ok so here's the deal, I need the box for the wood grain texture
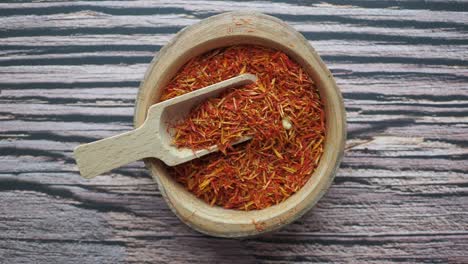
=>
[0,0,467,263]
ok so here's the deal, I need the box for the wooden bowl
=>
[134,11,346,238]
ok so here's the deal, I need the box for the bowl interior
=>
[134,12,346,237]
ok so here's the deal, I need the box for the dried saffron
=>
[160,45,325,210]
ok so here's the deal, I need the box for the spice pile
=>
[160,45,325,210]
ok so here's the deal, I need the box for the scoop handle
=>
[74,126,154,179]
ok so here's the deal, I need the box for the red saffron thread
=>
[160,45,326,210]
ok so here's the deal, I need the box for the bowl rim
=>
[134,11,347,238]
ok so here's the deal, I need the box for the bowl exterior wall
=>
[134,11,346,238]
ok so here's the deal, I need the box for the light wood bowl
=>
[134,11,346,238]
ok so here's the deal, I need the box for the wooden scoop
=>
[74,74,257,179]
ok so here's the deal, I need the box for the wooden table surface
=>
[1,1,467,263]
